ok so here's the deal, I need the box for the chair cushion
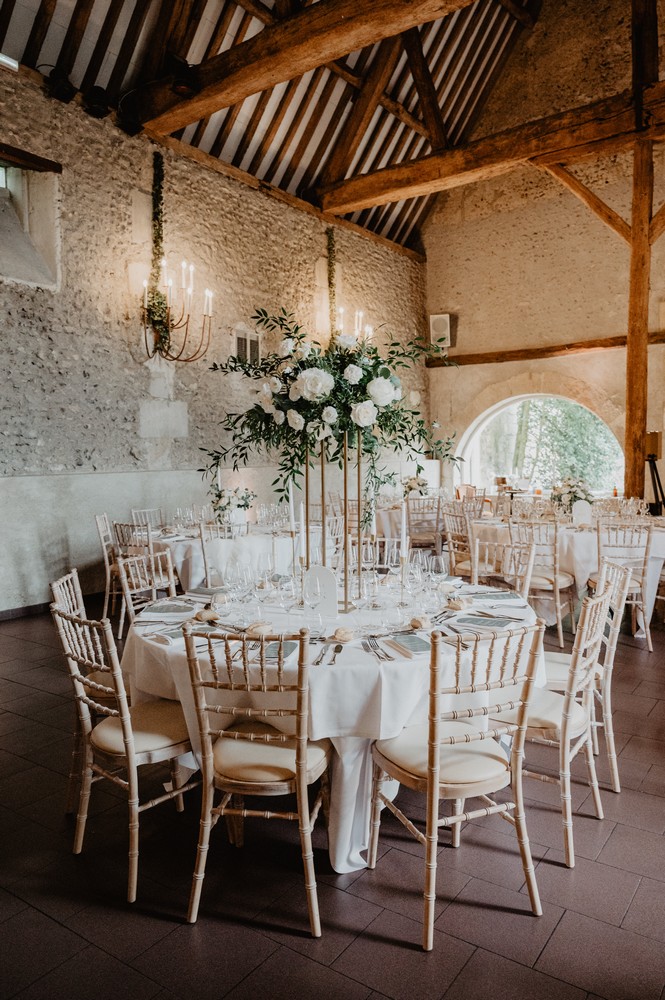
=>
[213,720,331,784]
[91,699,190,755]
[588,572,640,592]
[375,720,510,786]
[493,688,588,738]
[454,559,472,575]
[543,650,571,689]
[530,567,575,590]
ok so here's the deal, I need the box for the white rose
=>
[279,338,295,357]
[306,420,318,435]
[318,424,335,441]
[296,367,334,401]
[351,399,378,427]
[343,364,363,385]
[367,376,396,408]
[287,409,305,432]
[295,340,313,360]
[289,383,301,402]
[273,410,285,425]
[322,405,338,424]
[268,376,283,392]
[336,333,358,350]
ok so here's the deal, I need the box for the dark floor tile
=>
[0,747,34,778]
[225,947,371,1000]
[252,879,382,964]
[347,845,471,924]
[434,876,562,966]
[17,663,71,696]
[474,797,616,863]
[569,742,651,791]
[22,732,78,777]
[634,681,665,700]
[536,910,665,1000]
[0,886,28,923]
[64,879,186,961]
[330,908,474,1000]
[0,718,69,755]
[621,877,665,942]
[619,736,665,766]
[15,943,162,1000]
[525,849,640,925]
[0,907,87,1000]
[0,763,67,810]
[10,852,128,923]
[131,922,279,1000]
[609,692,658,717]
[0,810,69,887]
[612,712,665,740]
[597,824,665,881]
[433,822,548,893]
[442,947,586,1000]
[639,763,665,797]
[578,784,665,834]
[0,688,69,722]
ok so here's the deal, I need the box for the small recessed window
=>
[235,330,261,364]
[0,144,61,289]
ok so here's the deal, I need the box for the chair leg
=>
[368,762,383,869]
[512,769,542,917]
[102,570,111,620]
[65,718,83,815]
[559,743,575,868]
[584,733,604,821]
[602,684,621,794]
[73,745,93,856]
[298,804,322,938]
[555,599,564,648]
[127,792,140,903]
[451,799,464,848]
[590,694,600,756]
[188,781,215,923]
[117,598,126,639]
[169,758,186,812]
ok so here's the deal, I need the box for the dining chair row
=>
[50,557,629,951]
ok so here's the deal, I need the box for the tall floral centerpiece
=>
[210,485,256,526]
[203,308,455,605]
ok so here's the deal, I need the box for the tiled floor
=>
[1,600,665,1000]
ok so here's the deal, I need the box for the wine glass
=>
[303,574,323,635]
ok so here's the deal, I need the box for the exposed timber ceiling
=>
[0,0,540,251]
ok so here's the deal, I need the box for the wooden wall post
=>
[624,138,653,499]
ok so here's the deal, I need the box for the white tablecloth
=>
[154,529,317,591]
[471,519,665,629]
[121,590,541,873]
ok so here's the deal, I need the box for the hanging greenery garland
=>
[326,226,337,336]
[145,152,170,352]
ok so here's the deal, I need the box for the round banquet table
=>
[471,517,665,632]
[153,527,321,592]
[121,586,543,874]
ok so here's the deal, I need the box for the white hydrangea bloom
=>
[279,337,295,357]
[287,409,305,431]
[367,376,396,407]
[322,405,338,424]
[295,367,334,401]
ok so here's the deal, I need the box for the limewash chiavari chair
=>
[183,625,332,936]
[406,496,442,554]
[491,579,613,868]
[472,539,536,600]
[588,519,653,651]
[508,518,577,648]
[441,504,473,578]
[116,551,177,636]
[199,520,235,587]
[96,513,123,620]
[51,606,199,902]
[368,622,545,951]
[51,568,102,814]
[131,507,164,529]
[544,559,632,793]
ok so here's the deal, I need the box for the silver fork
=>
[368,636,394,660]
[361,639,381,662]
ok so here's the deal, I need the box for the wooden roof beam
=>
[402,26,449,149]
[426,330,665,367]
[133,0,476,133]
[318,36,403,187]
[536,163,632,243]
[492,0,534,28]
[320,83,665,215]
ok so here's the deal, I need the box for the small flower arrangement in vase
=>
[210,485,256,525]
[402,474,429,497]
[550,476,594,512]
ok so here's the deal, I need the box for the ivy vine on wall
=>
[145,152,170,353]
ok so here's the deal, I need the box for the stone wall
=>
[1,69,427,613]
[424,0,665,492]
